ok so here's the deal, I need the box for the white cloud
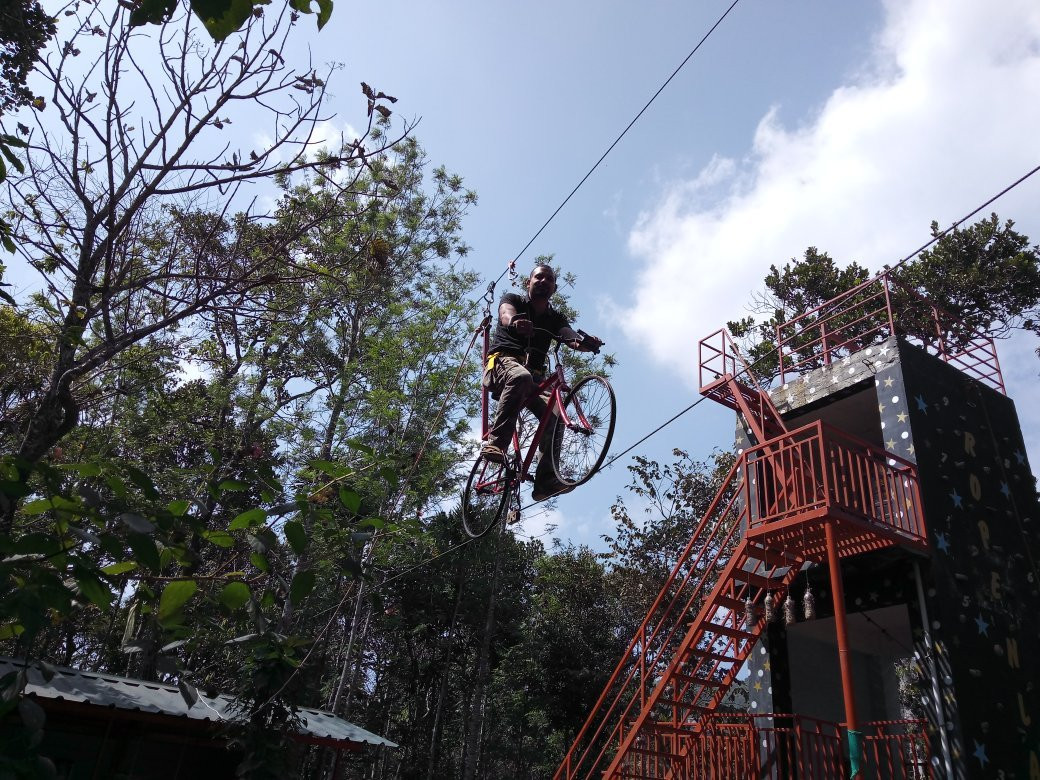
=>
[305,120,363,155]
[514,504,562,542]
[622,0,1040,387]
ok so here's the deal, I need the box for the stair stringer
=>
[603,537,804,780]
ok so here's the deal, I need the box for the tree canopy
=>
[728,214,1040,379]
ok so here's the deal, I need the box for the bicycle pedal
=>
[506,509,522,525]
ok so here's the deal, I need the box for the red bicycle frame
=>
[478,323,587,484]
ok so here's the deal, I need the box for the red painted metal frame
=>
[775,270,1005,393]
[619,714,932,779]
[553,420,927,780]
[557,289,950,779]
[476,328,588,491]
[699,329,787,444]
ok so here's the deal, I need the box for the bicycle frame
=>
[479,324,588,484]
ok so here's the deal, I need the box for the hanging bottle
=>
[803,586,816,621]
[784,592,797,625]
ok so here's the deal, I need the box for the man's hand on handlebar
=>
[569,329,604,354]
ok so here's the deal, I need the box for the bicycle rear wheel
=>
[552,375,616,487]
[462,454,512,538]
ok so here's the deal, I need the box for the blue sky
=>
[9,0,1040,550]
[300,0,1039,548]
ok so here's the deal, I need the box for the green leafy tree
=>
[0,0,55,256]
[0,0,54,114]
[604,449,735,640]
[0,2,401,491]
[728,215,1040,379]
[130,0,334,42]
[896,214,1040,343]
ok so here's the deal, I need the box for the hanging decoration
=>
[764,591,775,623]
[803,584,816,621]
[744,593,756,627]
[784,592,797,625]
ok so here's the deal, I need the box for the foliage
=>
[0,447,389,778]
[726,215,1040,380]
[896,214,1040,342]
[0,3,484,777]
[0,0,55,256]
[0,1,403,476]
[0,0,54,114]
[130,0,334,41]
[604,448,735,637]
[727,247,871,381]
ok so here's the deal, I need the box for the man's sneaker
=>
[480,444,507,464]
[531,479,575,502]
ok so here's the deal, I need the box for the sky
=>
[297,0,1038,549]
[10,0,1040,550]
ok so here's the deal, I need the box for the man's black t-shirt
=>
[488,292,569,372]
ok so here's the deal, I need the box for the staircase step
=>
[713,594,749,613]
[673,672,725,688]
[703,623,756,641]
[687,648,739,665]
[657,698,711,714]
[745,543,801,570]
[729,569,779,589]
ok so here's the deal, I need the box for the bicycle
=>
[461,329,616,538]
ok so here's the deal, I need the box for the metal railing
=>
[620,714,931,779]
[554,422,926,780]
[776,270,1004,393]
[681,714,931,779]
[745,421,926,545]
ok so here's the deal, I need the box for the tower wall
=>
[744,337,1040,778]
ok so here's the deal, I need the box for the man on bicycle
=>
[481,264,604,501]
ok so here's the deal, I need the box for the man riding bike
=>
[481,264,604,501]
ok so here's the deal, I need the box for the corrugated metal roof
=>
[0,657,396,749]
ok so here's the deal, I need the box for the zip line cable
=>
[496,0,744,284]
[251,162,1040,719]
[886,162,1040,275]
[496,161,1040,516]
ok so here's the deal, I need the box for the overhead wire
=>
[494,0,744,284]
[256,161,1040,712]
[405,159,1040,565]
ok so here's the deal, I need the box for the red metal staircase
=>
[553,330,928,780]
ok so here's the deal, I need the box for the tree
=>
[727,247,871,381]
[728,215,1040,379]
[131,0,334,42]
[0,0,55,256]
[897,214,1040,343]
[0,0,55,115]
[604,449,735,638]
[0,2,401,496]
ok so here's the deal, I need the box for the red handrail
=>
[554,422,927,780]
[776,271,1004,393]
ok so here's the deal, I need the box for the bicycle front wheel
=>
[462,454,512,538]
[552,375,616,487]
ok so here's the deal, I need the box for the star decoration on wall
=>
[973,740,988,768]
[949,489,963,509]
[935,532,950,553]
[915,395,928,413]
[974,614,989,636]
